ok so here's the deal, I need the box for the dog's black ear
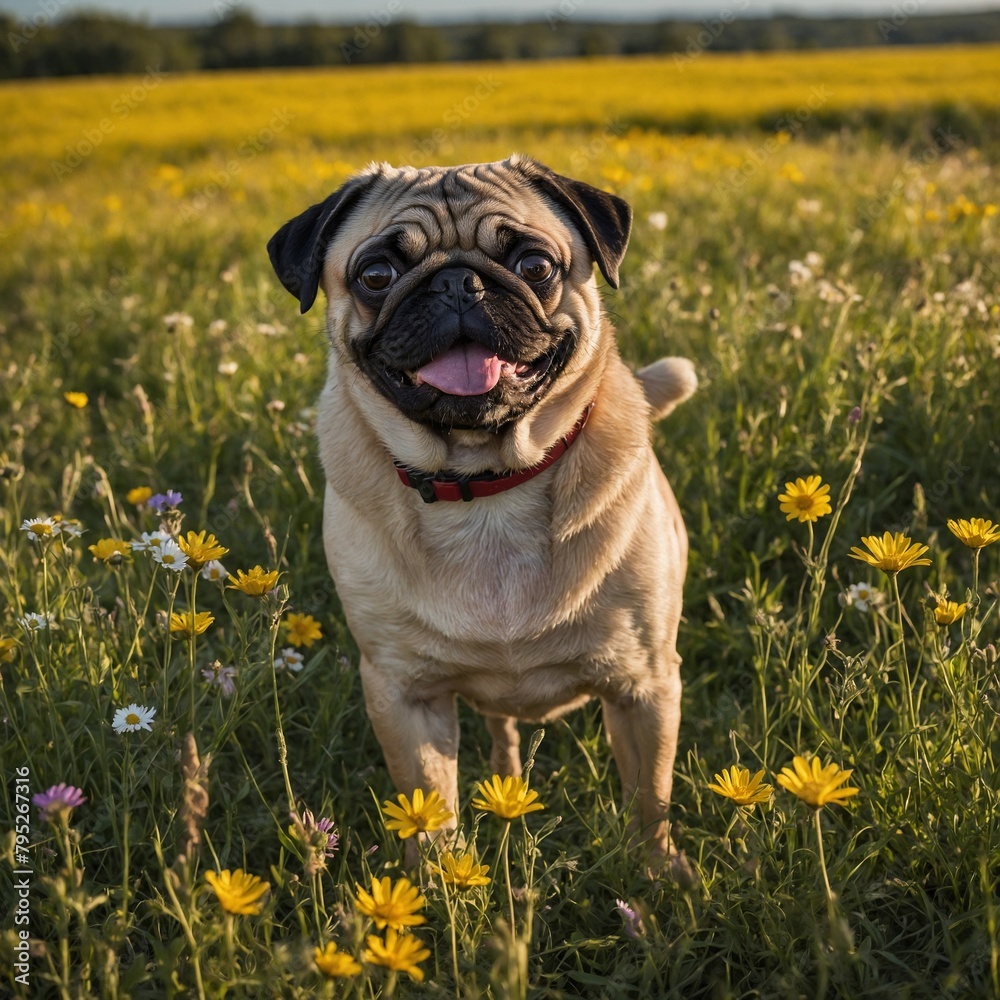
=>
[267,172,379,314]
[514,156,632,289]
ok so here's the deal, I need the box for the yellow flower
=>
[849,532,931,573]
[169,611,214,637]
[88,538,132,565]
[313,942,362,978]
[63,391,89,408]
[472,774,545,819]
[934,599,967,626]
[126,486,153,506]
[779,161,805,184]
[777,475,832,523]
[947,517,1000,550]
[706,766,773,807]
[776,755,859,808]
[362,929,431,982]
[354,876,426,930]
[0,637,19,663]
[227,566,280,596]
[382,788,454,839]
[282,612,322,648]
[204,869,270,915]
[429,851,491,889]
[177,530,229,568]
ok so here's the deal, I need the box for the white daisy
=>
[112,703,156,733]
[788,259,813,285]
[647,210,668,231]
[274,648,305,673]
[20,517,57,541]
[163,312,194,331]
[151,539,188,572]
[847,582,879,613]
[217,360,238,376]
[18,612,56,631]
[53,518,84,538]
[209,319,228,335]
[200,559,229,582]
[132,530,172,553]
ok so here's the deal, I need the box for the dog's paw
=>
[636,356,698,421]
[644,845,700,889]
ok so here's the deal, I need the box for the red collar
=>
[394,402,594,503]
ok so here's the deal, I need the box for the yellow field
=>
[3,45,998,175]
[3,44,998,263]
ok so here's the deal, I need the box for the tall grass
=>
[1,53,999,998]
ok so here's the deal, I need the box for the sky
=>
[3,0,999,24]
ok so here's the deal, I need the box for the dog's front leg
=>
[600,661,681,862]
[358,655,460,843]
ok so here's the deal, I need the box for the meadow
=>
[1,43,1000,999]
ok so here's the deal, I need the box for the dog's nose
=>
[429,268,485,314]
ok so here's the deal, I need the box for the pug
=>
[267,154,696,861]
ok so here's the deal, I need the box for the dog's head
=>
[267,154,631,433]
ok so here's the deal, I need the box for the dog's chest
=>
[325,479,563,649]
[416,491,553,642]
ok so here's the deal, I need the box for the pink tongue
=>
[415,342,502,396]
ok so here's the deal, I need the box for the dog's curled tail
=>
[636,357,698,422]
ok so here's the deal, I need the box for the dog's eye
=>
[359,261,397,292]
[516,253,555,284]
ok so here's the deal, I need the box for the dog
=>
[267,154,696,861]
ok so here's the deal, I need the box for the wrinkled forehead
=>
[328,162,575,268]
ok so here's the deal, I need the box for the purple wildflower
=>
[614,898,645,939]
[202,661,238,696]
[147,490,183,514]
[290,809,339,857]
[848,405,862,425]
[289,808,339,876]
[33,784,87,823]
[315,816,339,858]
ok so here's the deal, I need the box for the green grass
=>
[1,68,999,999]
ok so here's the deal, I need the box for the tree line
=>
[3,7,1000,79]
